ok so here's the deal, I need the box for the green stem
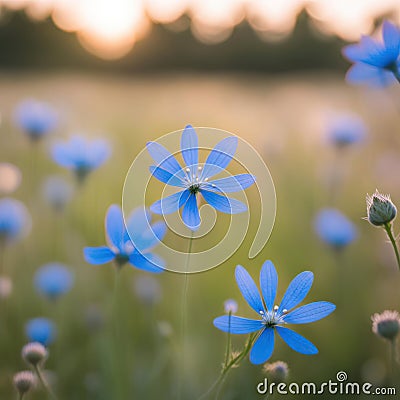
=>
[197,333,257,400]
[34,365,57,400]
[18,393,24,400]
[177,234,194,400]
[111,268,126,399]
[383,223,400,270]
[390,339,397,379]
[223,312,232,368]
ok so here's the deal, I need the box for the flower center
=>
[260,305,287,327]
[184,165,209,194]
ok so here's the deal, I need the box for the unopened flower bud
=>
[263,361,289,383]
[366,190,397,227]
[22,342,48,366]
[224,299,238,314]
[372,310,400,341]
[13,370,35,395]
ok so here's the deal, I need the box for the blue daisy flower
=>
[147,125,256,230]
[326,113,367,148]
[14,99,58,141]
[343,20,400,87]
[34,263,74,301]
[51,135,110,181]
[42,175,74,212]
[0,198,31,244]
[84,205,166,273]
[314,208,357,249]
[25,318,56,346]
[213,261,335,365]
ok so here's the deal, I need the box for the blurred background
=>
[1,0,400,399]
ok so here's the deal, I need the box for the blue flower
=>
[42,175,74,211]
[14,99,58,140]
[343,21,400,87]
[326,113,367,147]
[0,198,31,244]
[147,125,256,230]
[34,263,74,300]
[213,261,335,364]
[25,318,56,346]
[84,205,166,273]
[314,208,357,249]
[51,135,110,181]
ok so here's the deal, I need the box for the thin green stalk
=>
[111,268,126,399]
[223,312,232,368]
[0,240,4,275]
[177,234,194,400]
[197,333,257,400]
[390,339,397,379]
[383,223,400,270]
[18,394,24,400]
[34,365,57,400]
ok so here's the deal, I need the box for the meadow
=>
[0,71,399,399]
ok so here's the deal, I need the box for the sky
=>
[1,0,400,59]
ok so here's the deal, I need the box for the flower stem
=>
[390,339,398,379]
[197,333,257,400]
[383,223,400,270]
[223,312,232,368]
[34,365,57,400]
[177,233,194,400]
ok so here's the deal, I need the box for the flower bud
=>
[224,299,238,314]
[372,310,400,341]
[22,342,48,366]
[13,370,35,395]
[263,361,289,383]
[366,190,397,226]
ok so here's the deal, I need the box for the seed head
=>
[372,310,400,341]
[224,299,238,314]
[13,370,35,395]
[366,190,397,227]
[263,361,289,383]
[22,342,48,366]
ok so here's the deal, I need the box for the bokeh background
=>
[1,1,400,399]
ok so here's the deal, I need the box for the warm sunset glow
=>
[1,0,400,58]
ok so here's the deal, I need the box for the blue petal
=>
[283,302,336,324]
[149,166,185,187]
[278,271,313,314]
[181,125,198,172]
[84,246,115,265]
[182,193,200,230]
[235,265,264,314]
[260,260,278,312]
[146,141,183,175]
[124,207,152,244]
[133,221,167,252]
[383,20,400,58]
[346,63,396,87]
[276,326,318,355]
[213,315,264,334]
[200,190,247,214]
[150,190,189,215]
[51,143,74,169]
[342,43,366,62]
[249,328,275,364]
[202,136,238,179]
[129,251,164,273]
[106,205,124,250]
[206,174,256,193]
